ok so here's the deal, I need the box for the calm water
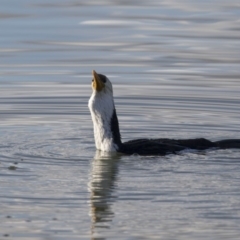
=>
[1,0,240,239]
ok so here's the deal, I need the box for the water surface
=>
[0,0,240,239]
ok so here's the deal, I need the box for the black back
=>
[119,137,240,155]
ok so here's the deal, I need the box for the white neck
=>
[88,90,121,152]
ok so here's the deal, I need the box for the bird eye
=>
[92,79,94,82]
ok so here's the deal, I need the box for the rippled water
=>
[1,0,240,239]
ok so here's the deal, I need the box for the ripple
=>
[81,20,141,26]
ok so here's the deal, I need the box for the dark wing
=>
[215,139,240,149]
[120,138,217,156]
[166,138,216,150]
[120,138,184,155]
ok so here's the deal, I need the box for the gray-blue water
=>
[0,1,240,239]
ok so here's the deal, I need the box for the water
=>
[0,0,240,239]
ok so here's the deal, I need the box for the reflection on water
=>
[89,151,120,236]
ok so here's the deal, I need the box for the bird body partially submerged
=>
[88,70,240,155]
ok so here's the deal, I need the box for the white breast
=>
[88,91,119,152]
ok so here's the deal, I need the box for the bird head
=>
[92,70,113,95]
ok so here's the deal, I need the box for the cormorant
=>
[88,70,240,155]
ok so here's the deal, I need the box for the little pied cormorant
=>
[88,70,240,155]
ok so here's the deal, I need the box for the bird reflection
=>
[88,150,120,236]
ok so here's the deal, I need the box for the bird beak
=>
[92,70,105,92]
